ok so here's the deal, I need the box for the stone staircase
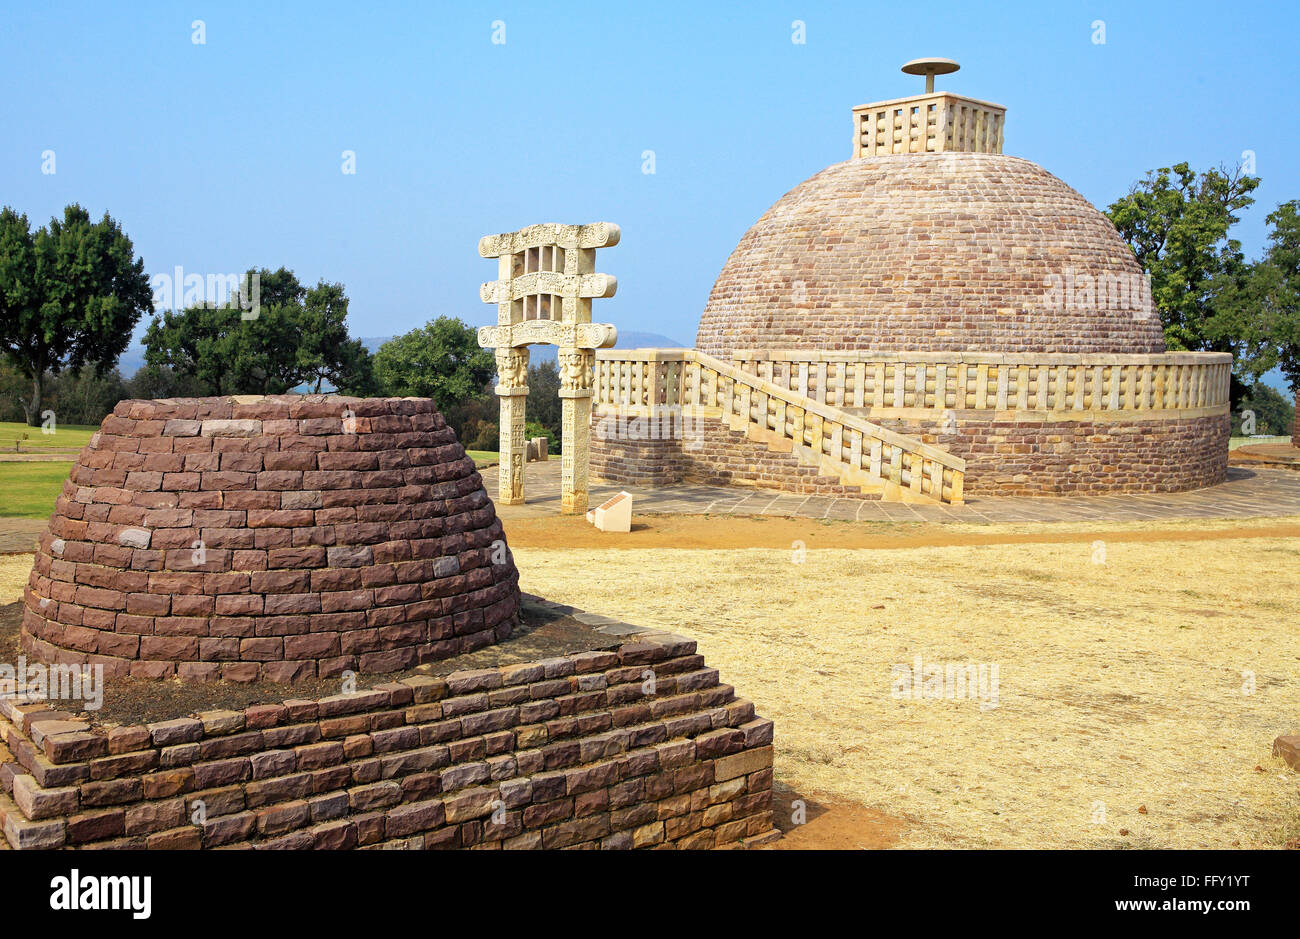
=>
[594,349,965,505]
[691,351,965,504]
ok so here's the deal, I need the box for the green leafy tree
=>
[1107,163,1259,353]
[125,362,210,401]
[1236,382,1295,437]
[48,366,128,425]
[372,317,494,412]
[0,205,153,425]
[143,267,372,395]
[1255,201,1300,395]
[525,359,562,452]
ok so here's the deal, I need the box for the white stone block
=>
[586,491,632,533]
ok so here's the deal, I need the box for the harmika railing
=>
[594,348,967,505]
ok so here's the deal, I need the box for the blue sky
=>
[2,1,1297,388]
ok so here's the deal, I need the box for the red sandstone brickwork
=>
[0,635,776,850]
[878,412,1230,495]
[696,153,1166,359]
[590,411,1229,497]
[592,414,871,497]
[21,396,519,682]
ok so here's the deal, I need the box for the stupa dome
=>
[697,146,1165,359]
[22,395,519,682]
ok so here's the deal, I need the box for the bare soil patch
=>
[500,512,1300,551]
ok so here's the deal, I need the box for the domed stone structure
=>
[589,60,1232,499]
[697,153,1166,358]
[22,395,519,682]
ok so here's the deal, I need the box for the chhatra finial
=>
[901,57,960,94]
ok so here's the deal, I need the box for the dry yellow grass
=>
[511,535,1300,849]
[0,555,30,602]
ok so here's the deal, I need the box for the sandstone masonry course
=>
[0,623,777,851]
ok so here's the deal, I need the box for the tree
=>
[1236,382,1295,437]
[525,359,562,451]
[372,317,494,412]
[1199,200,1300,401]
[142,267,373,395]
[48,366,128,426]
[1255,201,1300,395]
[1107,163,1259,353]
[0,204,153,425]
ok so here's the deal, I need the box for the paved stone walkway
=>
[481,460,1300,525]
[0,518,48,555]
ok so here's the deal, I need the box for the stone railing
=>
[594,349,966,504]
[851,92,1005,158]
[728,349,1233,418]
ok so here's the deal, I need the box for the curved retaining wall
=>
[591,410,1230,497]
[21,396,519,682]
[875,412,1230,495]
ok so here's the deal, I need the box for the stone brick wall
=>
[592,413,861,496]
[876,412,1230,495]
[697,153,1167,359]
[590,409,1230,497]
[0,608,776,850]
[589,421,685,487]
[21,396,519,682]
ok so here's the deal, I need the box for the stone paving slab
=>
[0,519,47,555]
[481,460,1300,525]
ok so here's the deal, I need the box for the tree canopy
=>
[0,204,153,425]
[1107,163,1300,405]
[142,267,374,396]
[1106,162,1259,354]
[372,317,494,412]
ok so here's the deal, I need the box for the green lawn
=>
[1229,435,1292,450]
[466,450,498,465]
[0,420,98,451]
[0,461,72,518]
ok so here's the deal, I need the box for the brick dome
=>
[22,395,519,683]
[696,153,1166,358]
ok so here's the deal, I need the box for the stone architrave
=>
[477,222,619,513]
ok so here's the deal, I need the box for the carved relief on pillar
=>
[495,347,530,392]
[558,348,595,394]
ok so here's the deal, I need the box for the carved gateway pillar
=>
[494,347,529,505]
[476,222,619,514]
[558,348,596,513]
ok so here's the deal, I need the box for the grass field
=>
[0,462,73,517]
[0,420,97,450]
[1230,435,1293,450]
[506,525,1300,849]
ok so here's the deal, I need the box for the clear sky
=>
[3,0,1297,378]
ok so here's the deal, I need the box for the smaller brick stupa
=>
[21,395,519,682]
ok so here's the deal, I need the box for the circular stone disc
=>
[901,57,960,76]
